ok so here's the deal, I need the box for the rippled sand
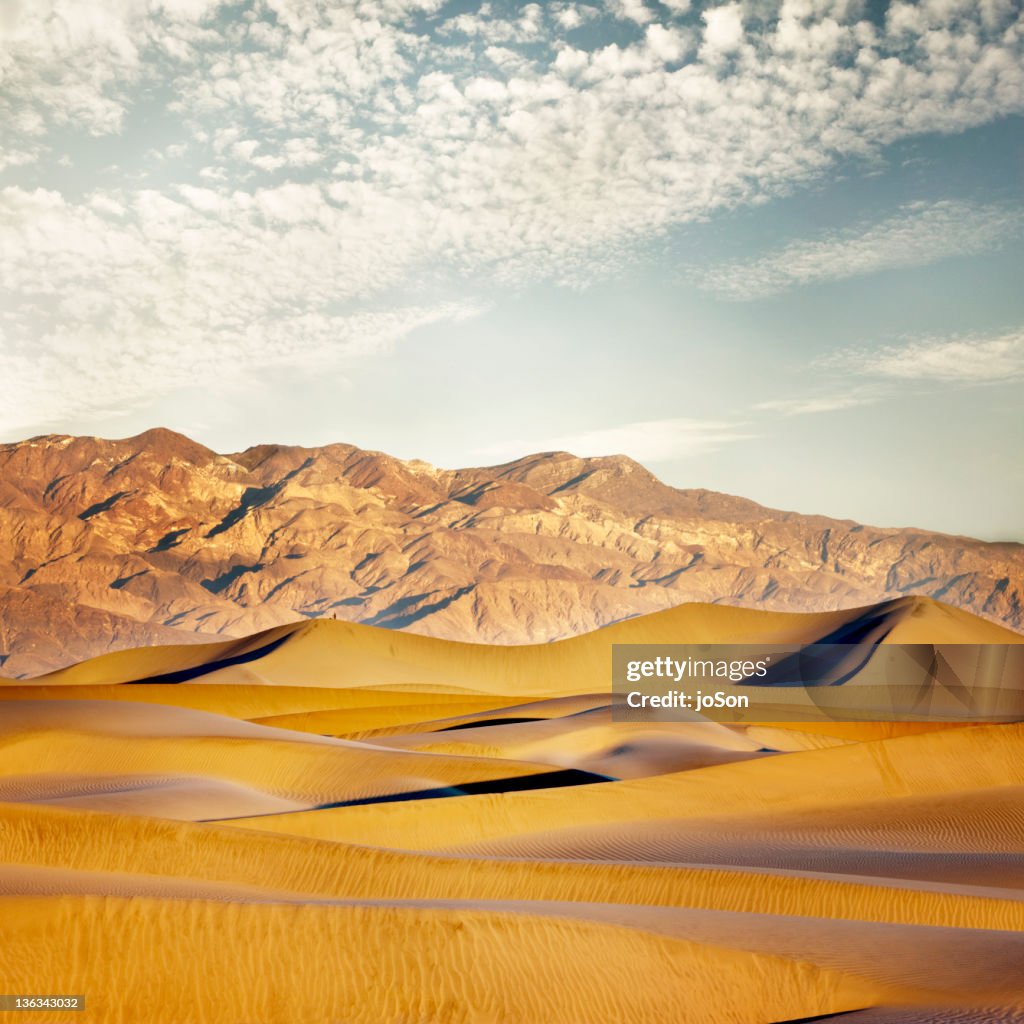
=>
[2,598,1023,1022]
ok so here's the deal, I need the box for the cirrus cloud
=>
[692,200,1024,301]
[839,328,1024,383]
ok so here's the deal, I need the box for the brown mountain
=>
[0,427,1020,678]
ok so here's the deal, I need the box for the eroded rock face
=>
[0,427,1020,677]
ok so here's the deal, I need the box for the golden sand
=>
[1,597,1023,1022]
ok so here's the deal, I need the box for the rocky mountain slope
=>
[0,428,1020,677]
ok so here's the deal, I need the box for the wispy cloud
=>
[693,201,1024,301]
[755,394,878,416]
[835,328,1024,384]
[477,417,755,463]
[0,181,487,432]
[751,328,1024,426]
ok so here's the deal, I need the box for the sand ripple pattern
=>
[3,603,1024,1021]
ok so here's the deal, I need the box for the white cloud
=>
[1,1,1023,433]
[0,184,483,433]
[756,395,877,416]
[757,329,1024,423]
[161,3,1024,298]
[840,329,1024,383]
[0,298,481,437]
[701,3,744,57]
[693,201,1024,300]
[478,417,755,463]
[609,0,654,25]
[555,6,585,30]
[645,23,689,63]
[0,148,38,173]
[0,0,225,139]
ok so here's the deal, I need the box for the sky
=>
[0,0,1022,540]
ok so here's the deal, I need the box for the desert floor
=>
[2,598,1024,1023]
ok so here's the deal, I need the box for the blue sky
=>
[0,0,1022,538]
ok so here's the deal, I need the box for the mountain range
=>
[0,427,1020,677]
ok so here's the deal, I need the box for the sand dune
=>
[2,893,880,1024]
[0,774,307,820]
[226,721,1024,851]
[0,726,564,819]
[1,598,1022,1021]
[28,592,1022,692]
[0,682,520,721]
[360,705,773,778]
[447,786,1024,888]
